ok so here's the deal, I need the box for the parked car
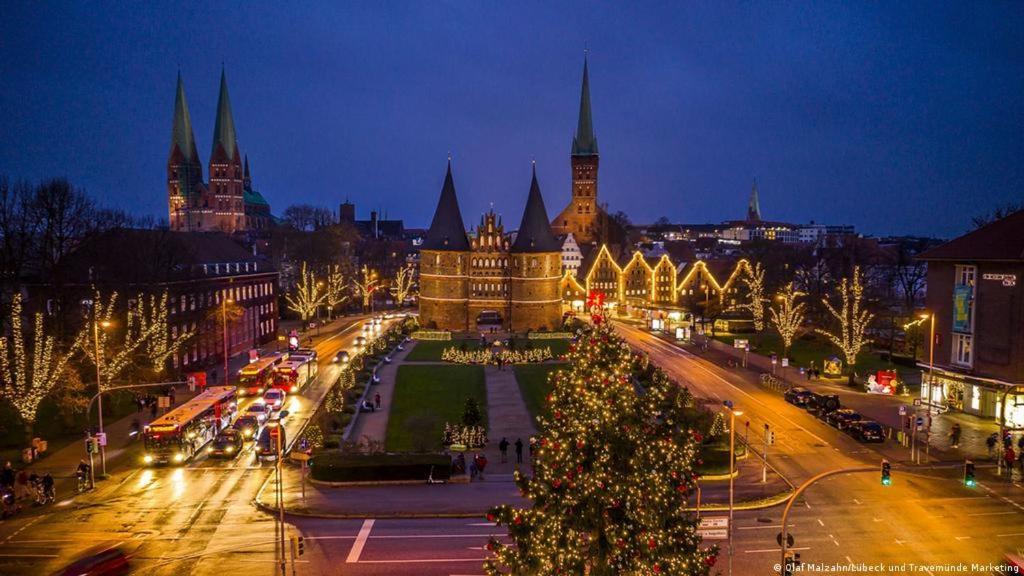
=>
[826,408,863,430]
[262,388,285,410]
[244,402,271,426]
[207,428,244,459]
[784,387,813,406]
[233,415,262,441]
[848,420,886,443]
[805,393,840,417]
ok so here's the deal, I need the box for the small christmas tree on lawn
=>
[484,324,717,575]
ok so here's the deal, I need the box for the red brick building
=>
[917,210,1024,426]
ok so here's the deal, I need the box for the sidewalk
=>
[482,366,536,474]
[346,345,412,443]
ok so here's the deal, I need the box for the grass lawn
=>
[511,338,571,358]
[513,364,566,427]
[712,331,913,380]
[405,339,482,362]
[386,364,486,452]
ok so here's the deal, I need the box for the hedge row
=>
[310,452,452,482]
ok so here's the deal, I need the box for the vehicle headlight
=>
[143,454,153,464]
[207,446,214,453]
[174,453,185,462]
[244,428,253,438]
[226,446,234,453]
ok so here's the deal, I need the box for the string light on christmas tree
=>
[390,264,416,304]
[739,261,767,332]
[325,264,350,317]
[351,265,380,310]
[484,324,717,575]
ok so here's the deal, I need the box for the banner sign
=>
[952,285,973,333]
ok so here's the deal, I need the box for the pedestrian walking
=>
[1017,434,1024,453]
[1,462,14,490]
[168,386,176,406]
[374,393,381,410]
[15,470,28,501]
[474,453,488,480]
[135,395,144,413]
[987,433,998,458]
[1004,446,1017,481]
[498,437,509,463]
[150,401,158,420]
[514,438,524,464]
[950,423,961,449]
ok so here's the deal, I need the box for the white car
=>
[262,389,285,410]
[245,402,270,425]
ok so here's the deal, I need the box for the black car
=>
[825,408,863,430]
[848,420,886,443]
[805,393,840,417]
[784,387,813,406]
[208,428,244,459]
[233,415,262,441]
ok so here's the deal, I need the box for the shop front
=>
[921,367,1024,425]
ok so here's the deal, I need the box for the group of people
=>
[0,461,55,516]
[986,432,1024,477]
[497,437,526,464]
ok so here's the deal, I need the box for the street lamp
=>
[316,281,324,336]
[722,402,743,576]
[222,295,233,386]
[93,317,111,477]
[920,312,935,399]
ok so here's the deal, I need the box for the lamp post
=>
[222,295,233,385]
[316,282,324,336]
[91,314,111,477]
[922,312,935,402]
[722,401,743,576]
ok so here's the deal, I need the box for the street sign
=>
[95,432,107,447]
[697,529,728,540]
[781,358,789,367]
[898,406,907,416]
[913,398,922,406]
[699,516,729,529]
[776,532,795,547]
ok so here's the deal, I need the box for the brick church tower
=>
[509,166,563,331]
[418,161,471,331]
[551,55,601,244]
[167,73,205,231]
[168,69,258,233]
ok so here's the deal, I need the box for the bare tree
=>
[285,262,326,321]
[352,265,380,311]
[816,267,874,384]
[324,264,350,319]
[390,264,416,305]
[972,202,1023,230]
[739,261,767,332]
[769,283,806,358]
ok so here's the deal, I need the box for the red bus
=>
[237,355,284,396]
[142,386,237,465]
[274,357,318,394]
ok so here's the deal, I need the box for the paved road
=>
[0,315,382,576]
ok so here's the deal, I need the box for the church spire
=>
[747,179,762,222]
[572,53,598,156]
[512,164,561,253]
[170,72,200,164]
[422,159,470,251]
[211,67,239,162]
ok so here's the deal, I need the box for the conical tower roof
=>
[170,72,200,163]
[571,55,599,156]
[211,68,239,162]
[511,165,561,253]
[422,160,470,251]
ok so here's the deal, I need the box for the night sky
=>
[2,2,1022,238]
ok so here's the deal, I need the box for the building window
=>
[970,385,981,411]
[952,333,973,367]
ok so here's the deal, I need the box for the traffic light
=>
[964,460,976,487]
[881,459,892,486]
[85,437,96,454]
[768,430,776,445]
[291,535,305,557]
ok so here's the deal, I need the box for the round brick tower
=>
[509,166,563,332]
[418,161,470,331]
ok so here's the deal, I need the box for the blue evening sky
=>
[2,2,1022,238]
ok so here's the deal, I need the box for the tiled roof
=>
[917,210,1024,262]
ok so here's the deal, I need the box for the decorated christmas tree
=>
[485,324,717,575]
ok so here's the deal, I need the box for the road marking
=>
[737,524,793,530]
[872,517,884,522]
[955,536,971,541]
[346,519,375,563]
[846,556,854,564]
[853,498,861,505]
[744,547,810,554]
[356,558,488,564]
[467,522,497,526]
[1,516,43,544]
[816,519,825,527]
[998,533,1024,538]
[0,553,59,558]
[829,535,839,547]
[894,539,905,545]
[977,482,1024,514]
[968,511,1016,516]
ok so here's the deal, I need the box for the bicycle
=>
[75,472,90,494]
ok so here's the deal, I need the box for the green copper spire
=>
[747,179,762,222]
[211,68,239,162]
[170,72,200,163]
[572,55,598,156]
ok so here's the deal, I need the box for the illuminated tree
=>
[324,264,350,319]
[352,265,380,311]
[0,294,81,440]
[285,261,326,321]
[390,264,416,305]
[485,325,716,576]
[739,261,767,332]
[816,267,874,383]
[770,283,806,358]
[79,291,190,387]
